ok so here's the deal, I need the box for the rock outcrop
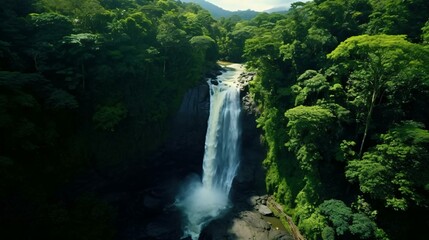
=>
[237,71,256,92]
[258,205,274,216]
[200,195,293,240]
[170,83,210,152]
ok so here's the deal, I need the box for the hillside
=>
[181,0,259,19]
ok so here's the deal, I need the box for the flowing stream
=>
[176,64,243,239]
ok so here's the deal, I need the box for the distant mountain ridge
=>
[180,0,260,20]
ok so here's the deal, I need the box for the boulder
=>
[205,70,222,79]
[258,205,273,216]
[210,78,219,85]
[248,195,260,207]
[240,211,271,230]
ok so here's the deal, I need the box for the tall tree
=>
[328,34,429,157]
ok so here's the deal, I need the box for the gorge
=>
[1,1,428,239]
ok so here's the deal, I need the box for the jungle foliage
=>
[2,0,429,239]
[0,0,220,238]
[227,0,429,239]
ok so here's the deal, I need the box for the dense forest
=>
[1,0,428,240]
[231,0,429,239]
[0,0,221,239]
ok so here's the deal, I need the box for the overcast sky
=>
[205,0,312,11]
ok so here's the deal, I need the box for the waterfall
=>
[176,64,243,239]
[202,67,241,193]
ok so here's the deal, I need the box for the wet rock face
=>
[170,83,210,152]
[237,72,256,92]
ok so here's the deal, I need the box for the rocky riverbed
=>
[200,193,293,240]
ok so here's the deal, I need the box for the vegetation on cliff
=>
[232,0,429,239]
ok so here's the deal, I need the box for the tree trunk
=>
[359,89,377,158]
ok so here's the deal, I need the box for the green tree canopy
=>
[328,34,429,156]
[346,121,429,210]
[285,105,335,170]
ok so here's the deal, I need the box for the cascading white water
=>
[202,66,241,193]
[176,64,243,240]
